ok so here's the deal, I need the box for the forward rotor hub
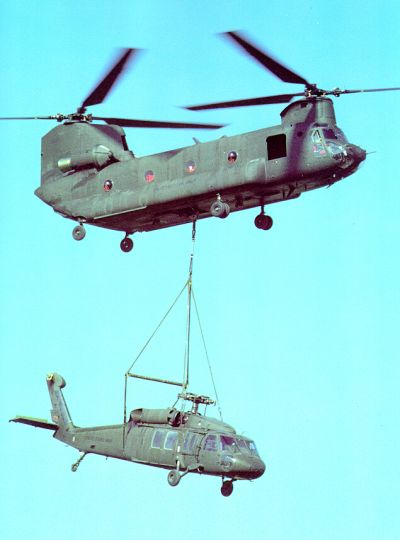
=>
[53,113,94,123]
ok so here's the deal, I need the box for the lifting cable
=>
[123,219,223,443]
[123,279,187,426]
[182,219,196,392]
[192,289,224,422]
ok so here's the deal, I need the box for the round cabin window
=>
[227,151,238,163]
[185,160,196,173]
[103,179,113,191]
[145,170,155,183]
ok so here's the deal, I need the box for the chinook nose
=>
[346,144,367,164]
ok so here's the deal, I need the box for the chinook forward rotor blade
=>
[93,116,225,129]
[185,92,302,111]
[184,31,312,112]
[224,31,310,86]
[324,86,400,97]
[78,48,139,113]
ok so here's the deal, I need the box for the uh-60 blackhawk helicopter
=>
[10,228,264,496]
[10,373,265,497]
[3,32,398,252]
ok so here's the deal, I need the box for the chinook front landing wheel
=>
[221,480,234,497]
[254,213,273,231]
[72,224,86,241]
[167,470,181,487]
[120,236,134,253]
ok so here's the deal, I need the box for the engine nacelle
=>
[40,122,132,185]
[46,372,66,388]
[130,408,183,426]
[57,144,113,173]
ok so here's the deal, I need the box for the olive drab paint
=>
[10,374,265,497]
[8,30,398,498]
[2,32,398,251]
[35,96,366,253]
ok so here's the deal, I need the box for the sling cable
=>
[122,221,223,447]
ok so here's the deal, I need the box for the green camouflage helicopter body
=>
[36,95,365,253]
[5,30,395,252]
[11,373,265,497]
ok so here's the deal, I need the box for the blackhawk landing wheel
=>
[167,470,181,487]
[221,480,234,497]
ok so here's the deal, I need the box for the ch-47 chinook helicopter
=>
[10,373,265,497]
[3,33,398,252]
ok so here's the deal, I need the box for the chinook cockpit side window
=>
[311,129,327,156]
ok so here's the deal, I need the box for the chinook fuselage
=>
[35,98,366,249]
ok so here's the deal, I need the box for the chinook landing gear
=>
[120,235,134,253]
[210,195,230,219]
[254,206,273,231]
[72,224,86,241]
[221,479,234,497]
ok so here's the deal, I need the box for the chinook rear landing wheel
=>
[72,224,86,241]
[221,480,234,497]
[167,470,181,487]
[210,200,230,219]
[254,214,273,231]
[120,237,134,253]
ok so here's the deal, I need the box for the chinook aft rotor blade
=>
[0,115,60,121]
[224,31,311,86]
[93,116,225,129]
[78,48,139,113]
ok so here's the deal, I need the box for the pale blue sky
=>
[1,1,399,539]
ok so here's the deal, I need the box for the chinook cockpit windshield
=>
[311,127,350,164]
[321,126,348,143]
